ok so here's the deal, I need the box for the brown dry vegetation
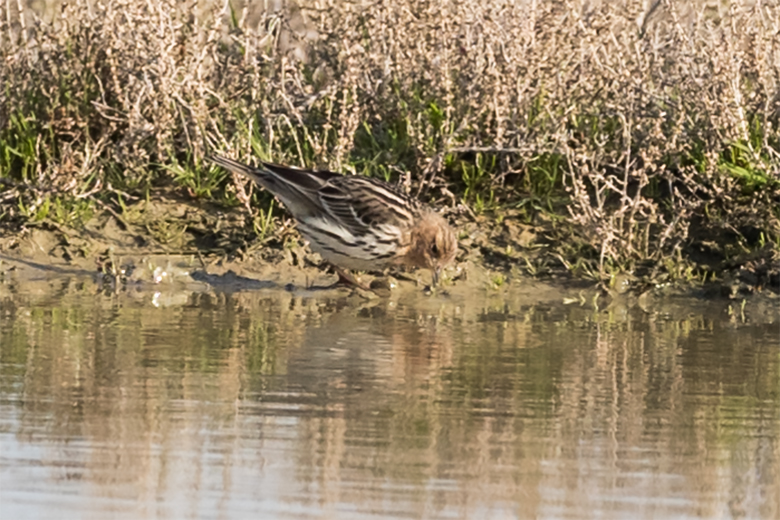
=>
[1,0,779,292]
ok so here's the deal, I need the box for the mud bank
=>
[1,197,777,328]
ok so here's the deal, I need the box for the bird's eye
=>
[430,243,440,257]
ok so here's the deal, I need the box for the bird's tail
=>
[207,154,269,187]
[208,153,324,217]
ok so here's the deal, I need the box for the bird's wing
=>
[317,176,418,236]
[210,155,417,232]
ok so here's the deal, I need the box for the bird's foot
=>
[305,266,377,293]
[333,267,372,291]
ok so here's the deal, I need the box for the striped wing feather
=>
[319,176,418,235]
[259,162,419,232]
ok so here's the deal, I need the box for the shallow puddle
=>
[0,258,778,519]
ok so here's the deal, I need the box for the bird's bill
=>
[432,267,441,287]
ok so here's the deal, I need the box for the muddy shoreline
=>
[1,196,777,324]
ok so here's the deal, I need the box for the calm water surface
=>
[0,270,778,519]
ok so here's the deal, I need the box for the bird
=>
[208,154,458,289]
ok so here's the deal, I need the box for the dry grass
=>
[1,0,779,288]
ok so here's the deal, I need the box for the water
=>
[1,269,778,519]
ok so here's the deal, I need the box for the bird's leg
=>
[332,266,372,291]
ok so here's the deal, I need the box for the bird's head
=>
[405,213,458,285]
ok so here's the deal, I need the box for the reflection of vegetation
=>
[1,280,777,514]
